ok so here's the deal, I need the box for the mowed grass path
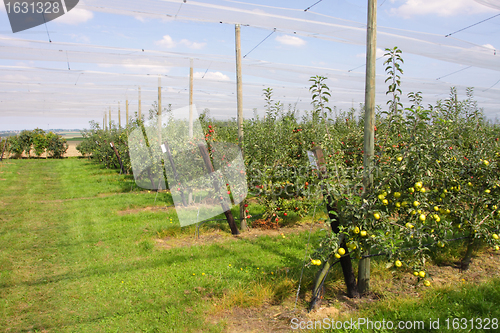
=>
[0,159,318,332]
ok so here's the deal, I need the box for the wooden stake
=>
[126,100,129,127]
[162,140,188,206]
[104,112,107,131]
[189,59,194,138]
[188,59,194,204]
[118,102,121,128]
[311,147,359,301]
[359,0,378,295]
[198,143,240,235]
[138,86,142,120]
[109,107,112,130]
[235,24,247,230]
[109,141,125,174]
[158,76,162,144]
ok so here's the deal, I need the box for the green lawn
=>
[0,159,499,333]
[0,159,322,332]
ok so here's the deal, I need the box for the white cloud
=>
[483,43,496,50]
[390,0,491,18]
[97,63,115,68]
[275,35,306,47]
[155,35,206,50]
[468,43,497,54]
[55,8,93,25]
[122,63,171,74]
[69,33,90,43]
[155,35,176,48]
[0,74,32,82]
[97,60,171,74]
[134,15,147,22]
[312,61,328,66]
[180,39,206,50]
[193,71,230,81]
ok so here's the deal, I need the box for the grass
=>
[319,278,500,333]
[0,158,323,332]
[0,158,498,332]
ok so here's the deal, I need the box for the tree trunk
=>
[460,236,477,271]
[313,147,359,298]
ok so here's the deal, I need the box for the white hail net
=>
[0,0,499,121]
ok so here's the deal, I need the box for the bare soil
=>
[155,221,329,251]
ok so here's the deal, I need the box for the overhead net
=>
[1,0,499,122]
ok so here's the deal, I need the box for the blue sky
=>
[0,0,499,130]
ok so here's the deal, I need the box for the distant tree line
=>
[1,128,68,159]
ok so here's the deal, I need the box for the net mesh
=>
[1,0,499,122]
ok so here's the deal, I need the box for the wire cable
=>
[304,0,325,12]
[42,12,52,43]
[66,51,70,70]
[243,28,276,58]
[436,66,472,80]
[483,78,500,92]
[201,61,212,78]
[348,55,385,72]
[445,13,500,37]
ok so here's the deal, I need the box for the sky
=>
[0,0,499,131]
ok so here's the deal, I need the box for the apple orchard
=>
[72,48,500,296]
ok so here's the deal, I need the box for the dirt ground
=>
[154,220,328,250]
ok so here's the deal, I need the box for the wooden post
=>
[188,59,194,204]
[158,77,162,144]
[311,147,359,302]
[109,141,125,174]
[104,112,107,131]
[189,59,194,138]
[103,114,105,130]
[198,143,240,235]
[138,86,142,120]
[126,100,129,127]
[109,107,112,130]
[162,140,188,206]
[359,0,377,295]
[118,102,121,128]
[137,122,156,189]
[235,24,247,230]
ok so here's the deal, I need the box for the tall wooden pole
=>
[188,59,194,205]
[189,58,194,138]
[103,113,106,130]
[126,100,129,127]
[158,76,162,143]
[109,107,112,130]
[118,101,121,128]
[235,24,247,230]
[359,0,377,295]
[138,86,142,120]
